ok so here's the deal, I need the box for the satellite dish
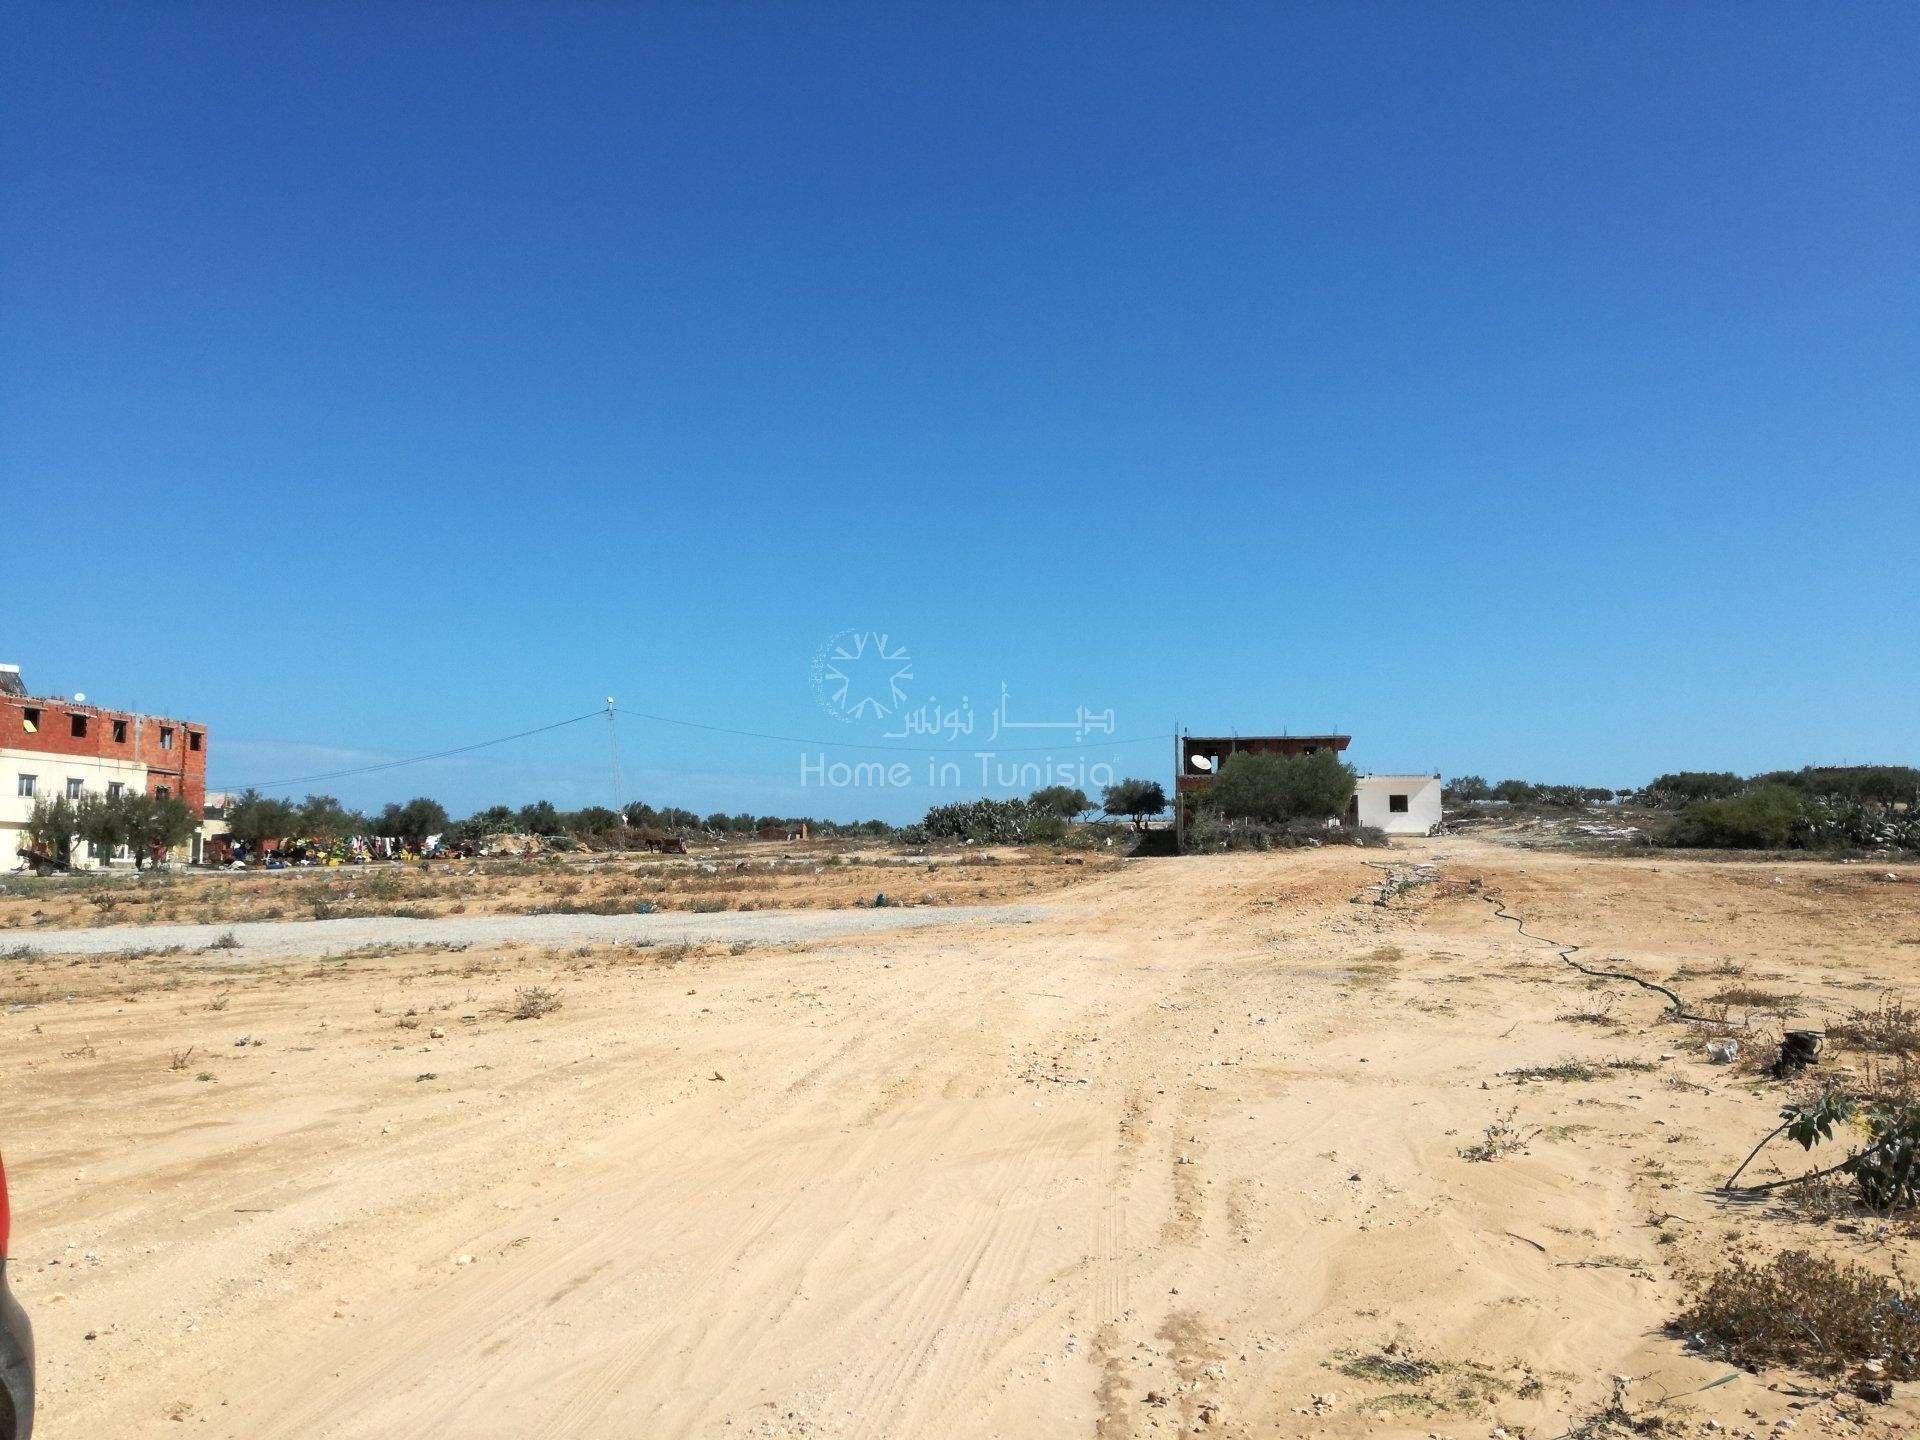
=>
[73,692,86,704]
[1189,754,1213,772]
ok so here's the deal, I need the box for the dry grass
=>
[1504,1056,1659,1084]
[509,986,561,1020]
[1706,983,1802,1013]
[1676,1249,1920,1379]
[1830,994,1920,1056]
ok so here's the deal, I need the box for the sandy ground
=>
[6,837,1919,1438]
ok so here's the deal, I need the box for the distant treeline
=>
[1442,766,1920,852]
[217,790,894,847]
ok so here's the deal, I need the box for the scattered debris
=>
[1770,1030,1823,1080]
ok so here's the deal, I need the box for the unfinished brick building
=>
[1173,732,1351,845]
[0,663,210,867]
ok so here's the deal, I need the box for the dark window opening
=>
[21,707,40,733]
[160,725,174,750]
[1389,794,1410,813]
[70,713,88,738]
[156,785,171,801]
[188,731,202,752]
[113,719,128,742]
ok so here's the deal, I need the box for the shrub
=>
[1183,815,1387,853]
[1643,771,1747,806]
[1195,750,1355,823]
[1662,786,1806,849]
[920,798,1063,844]
[1677,1250,1920,1378]
[510,986,561,1020]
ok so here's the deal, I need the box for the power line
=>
[613,707,1166,755]
[224,709,606,792]
[221,703,1165,794]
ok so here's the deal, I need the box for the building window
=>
[16,774,36,798]
[1389,794,1410,813]
[107,781,125,799]
[113,719,128,743]
[160,725,174,750]
[188,730,202,752]
[156,785,171,801]
[70,713,88,738]
[66,778,84,800]
[21,707,39,733]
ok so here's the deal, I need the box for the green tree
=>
[1197,750,1356,823]
[23,796,78,864]
[226,789,299,846]
[75,790,128,866]
[1102,778,1168,831]
[1028,785,1091,821]
[1444,775,1490,805]
[375,797,451,844]
[566,805,622,834]
[517,800,562,836]
[297,794,362,839]
[134,794,197,865]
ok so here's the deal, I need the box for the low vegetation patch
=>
[1677,1250,1920,1379]
[1459,1108,1535,1161]
[1504,1056,1658,1084]
[1705,984,1801,1013]
[1829,994,1920,1056]
[1183,816,1388,853]
[509,985,562,1020]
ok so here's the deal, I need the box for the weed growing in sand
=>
[510,986,562,1020]
[1504,1057,1658,1084]
[1556,1003,1622,1028]
[1706,983,1801,1013]
[1337,1345,1528,1417]
[1339,1348,1437,1384]
[1559,1376,1673,1439]
[1460,1108,1536,1162]
[169,1047,195,1071]
[1677,1250,1920,1379]
[1829,994,1920,1056]
[206,930,241,950]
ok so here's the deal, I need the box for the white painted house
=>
[1353,774,1443,835]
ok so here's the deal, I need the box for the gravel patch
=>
[5,904,1050,961]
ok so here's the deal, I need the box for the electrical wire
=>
[613,706,1166,755]
[223,704,1165,792]
[224,709,607,791]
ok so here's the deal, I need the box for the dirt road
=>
[7,839,1917,1437]
[5,901,1048,960]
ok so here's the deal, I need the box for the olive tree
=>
[1101,778,1168,831]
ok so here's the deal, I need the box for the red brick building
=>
[1,664,209,866]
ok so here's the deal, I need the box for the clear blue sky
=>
[4,3,1915,821]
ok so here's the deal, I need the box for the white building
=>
[1353,774,1443,835]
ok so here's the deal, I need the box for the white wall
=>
[1,747,152,868]
[1355,775,1443,835]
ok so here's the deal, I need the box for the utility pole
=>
[605,697,626,823]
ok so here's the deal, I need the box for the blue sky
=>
[4,3,1915,821]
